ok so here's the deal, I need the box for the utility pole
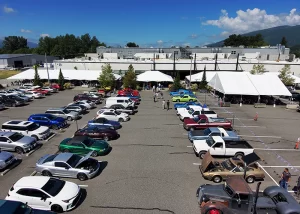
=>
[236,53,240,71]
[214,54,218,71]
[173,51,178,77]
[45,53,50,83]
[189,55,193,89]
[153,53,156,70]
[193,53,197,71]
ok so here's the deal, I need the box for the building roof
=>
[0,54,33,59]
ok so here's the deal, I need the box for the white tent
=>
[264,72,300,84]
[136,70,174,82]
[208,72,259,95]
[185,71,216,82]
[7,69,121,80]
[208,72,291,96]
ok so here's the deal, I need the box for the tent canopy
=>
[7,69,121,81]
[137,70,173,82]
[208,72,291,97]
[185,71,217,83]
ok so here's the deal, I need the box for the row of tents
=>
[8,69,294,97]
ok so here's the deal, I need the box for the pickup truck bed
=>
[225,140,253,149]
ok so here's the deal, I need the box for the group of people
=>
[10,80,30,86]
[279,168,300,197]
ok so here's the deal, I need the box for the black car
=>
[0,199,55,214]
[73,94,101,104]
[0,96,23,107]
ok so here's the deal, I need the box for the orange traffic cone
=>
[295,138,300,149]
[254,112,258,121]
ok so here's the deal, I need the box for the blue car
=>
[28,114,67,130]
[116,94,141,101]
[174,101,202,110]
[170,89,194,97]
[88,117,122,130]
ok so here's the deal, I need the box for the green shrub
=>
[63,82,71,89]
[191,83,198,91]
[43,82,50,87]
[136,85,142,91]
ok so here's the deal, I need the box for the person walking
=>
[162,100,165,109]
[153,93,156,102]
[280,168,291,190]
[166,100,170,111]
[296,175,300,198]
[160,91,164,99]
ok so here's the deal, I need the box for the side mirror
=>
[41,196,46,201]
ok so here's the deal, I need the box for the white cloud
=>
[203,8,300,34]
[157,40,163,44]
[20,29,32,33]
[3,6,15,13]
[220,31,230,37]
[190,34,198,39]
[40,34,50,38]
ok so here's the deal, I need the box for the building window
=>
[231,51,236,54]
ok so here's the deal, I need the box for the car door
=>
[27,189,51,209]
[182,95,189,102]
[71,142,87,155]
[54,162,71,177]
[39,117,50,126]
[0,136,12,151]
[209,142,225,156]
[15,188,35,208]
[88,128,101,139]
[103,112,114,121]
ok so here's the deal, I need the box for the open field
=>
[0,70,21,79]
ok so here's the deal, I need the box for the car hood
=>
[0,151,13,161]
[18,136,36,145]
[91,140,109,149]
[201,152,215,172]
[55,181,80,201]
[75,151,93,168]
[242,152,261,165]
[36,126,50,133]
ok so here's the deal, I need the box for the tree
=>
[98,64,115,88]
[123,64,137,89]
[199,66,208,89]
[278,65,295,85]
[172,73,183,90]
[280,37,288,47]
[118,69,122,76]
[250,64,266,75]
[33,65,42,86]
[58,69,65,89]
[2,36,28,53]
[126,42,139,47]
[223,34,268,47]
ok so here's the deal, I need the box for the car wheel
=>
[51,125,58,130]
[103,136,109,141]
[199,151,206,159]
[176,99,180,102]
[51,204,63,213]
[67,116,73,121]
[234,152,244,159]
[63,149,70,153]
[31,135,39,141]
[190,127,195,131]
[91,151,98,157]
[15,146,24,154]
[77,173,88,181]
[119,118,124,122]
[32,96,35,99]
[212,175,222,183]
[189,99,193,102]
[246,176,255,183]
[12,103,16,107]
[42,170,52,177]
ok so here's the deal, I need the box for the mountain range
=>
[208,25,300,47]
[0,39,38,48]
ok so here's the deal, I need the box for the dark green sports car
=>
[59,136,111,156]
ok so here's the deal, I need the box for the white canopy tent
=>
[136,70,174,82]
[7,69,121,80]
[185,71,217,83]
[208,72,291,97]
[264,72,300,84]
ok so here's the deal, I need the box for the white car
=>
[0,90,18,96]
[200,110,218,118]
[96,109,130,122]
[69,100,96,109]
[6,176,82,212]
[177,105,206,116]
[23,91,43,99]
[42,87,57,93]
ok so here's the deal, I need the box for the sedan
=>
[36,152,100,181]
[88,117,121,129]
[0,151,16,170]
[59,136,111,156]
[172,95,197,102]
[69,100,95,109]
[64,104,87,114]
[74,126,119,141]
[23,91,43,99]
[6,176,82,212]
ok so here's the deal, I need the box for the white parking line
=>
[26,147,40,157]
[187,146,193,148]
[45,133,56,142]
[1,168,12,176]
[30,171,37,176]
[254,148,299,151]
[234,125,266,128]
[257,162,279,186]
[78,185,88,188]
[238,135,282,139]
[193,163,201,166]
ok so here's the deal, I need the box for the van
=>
[1,120,51,141]
[105,97,135,109]
[45,107,80,121]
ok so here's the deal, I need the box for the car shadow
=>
[81,111,90,115]
[74,188,87,210]
[95,161,108,177]
[0,158,22,173]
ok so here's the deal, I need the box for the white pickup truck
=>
[193,136,254,159]
[176,105,204,116]
[179,107,203,121]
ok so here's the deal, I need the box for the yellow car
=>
[172,95,197,102]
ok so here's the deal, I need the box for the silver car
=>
[0,150,16,170]
[45,107,80,121]
[35,151,100,181]
[0,132,37,154]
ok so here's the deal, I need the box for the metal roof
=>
[0,54,33,59]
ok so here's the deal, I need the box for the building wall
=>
[0,59,8,69]
[6,55,58,68]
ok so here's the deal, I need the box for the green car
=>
[59,136,111,157]
[172,95,197,102]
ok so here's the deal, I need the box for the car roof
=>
[54,153,73,162]
[30,114,53,117]
[47,108,65,110]
[14,176,50,189]
[2,120,33,127]
[211,136,223,141]
[0,131,15,137]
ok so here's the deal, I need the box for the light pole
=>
[45,53,50,83]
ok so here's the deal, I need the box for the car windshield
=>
[203,129,211,135]
[206,137,215,147]
[9,133,24,142]
[47,115,57,120]
[115,111,121,115]
[27,123,40,131]
[128,99,133,103]
[41,178,66,197]
[0,202,32,214]
[66,154,82,168]
[63,109,70,114]
[188,109,194,114]
[221,159,235,170]
[82,139,93,147]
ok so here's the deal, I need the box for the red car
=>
[51,83,61,90]
[118,89,140,97]
[29,88,51,95]
[74,126,120,141]
[183,115,232,131]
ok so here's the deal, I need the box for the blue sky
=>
[1,0,300,47]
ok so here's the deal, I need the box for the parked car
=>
[200,152,264,183]
[169,89,194,97]
[74,126,119,141]
[105,97,135,109]
[6,176,82,212]
[16,94,32,102]
[36,152,100,181]
[0,131,37,154]
[193,136,254,159]
[96,109,130,122]
[59,136,111,156]
[101,104,135,115]
[178,107,203,121]
[69,100,96,109]
[174,101,202,110]
[64,105,87,114]
[172,95,197,102]
[183,115,232,131]
[45,108,80,121]
[0,101,5,110]
[84,89,105,98]
[0,150,17,170]
[188,127,239,142]
[88,117,122,129]
[28,114,67,130]
[51,83,61,90]
[0,199,54,214]
[42,87,58,93]
[176,105,207,116]
[23,91,44,99]
[73,94,101,104]
[1,120,51,141]
[116,94,141,101]
[0,95,25,107]
[30,88,51,96]
[0,90,18,96]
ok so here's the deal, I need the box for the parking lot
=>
[0,89,299,213]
